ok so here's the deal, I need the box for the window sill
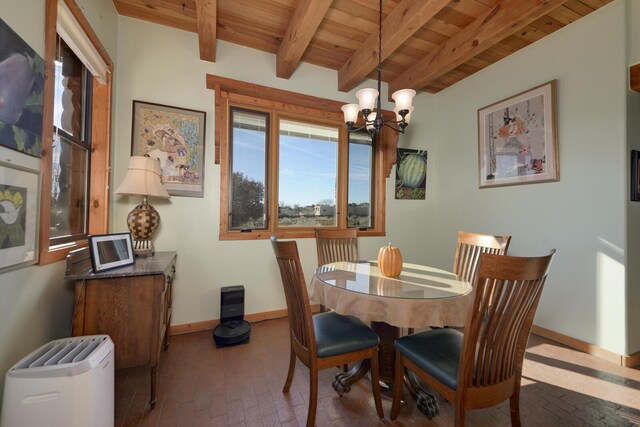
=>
[39,239,88,265]
[219,229,384,241]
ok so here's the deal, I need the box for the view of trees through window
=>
[278,119,338,227]
[226,104,379,236]
[229,109,267,229]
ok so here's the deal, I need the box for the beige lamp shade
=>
[115,156,170,198]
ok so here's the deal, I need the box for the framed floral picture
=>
[0,160,39,272]
[131,101,207,197]
[478,80,558,188]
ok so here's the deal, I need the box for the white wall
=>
[113,17,438,327]
[0,0,118,405]
[430,1,630,355]
[626,0,640,353]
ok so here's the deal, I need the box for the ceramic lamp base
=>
[126,199,160,257]
[134,245,155,258]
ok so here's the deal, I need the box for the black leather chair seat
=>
[314,311,380,358]
[394,328,463,390]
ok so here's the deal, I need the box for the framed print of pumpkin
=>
[395,148,427,200]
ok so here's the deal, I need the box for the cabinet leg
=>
[150,365,157,409]
[163,332,169,351]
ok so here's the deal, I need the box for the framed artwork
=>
[395,149,427,200]
[0,18,45,157]
[131,101,207,197]
[478,80,558,188]
[632,150,640,202]
[0,160,39,272]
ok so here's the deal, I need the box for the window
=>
[229,108,268,230]
[220,97,386,240]
[348,131,375,228]
[39,0,113,264]
[50,36,91,246]
[278,119,339,228]
[210,75,395,240]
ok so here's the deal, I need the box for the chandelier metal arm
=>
[382,121,406,134]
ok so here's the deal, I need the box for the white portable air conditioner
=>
[0,335,114,427]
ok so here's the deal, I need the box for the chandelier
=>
[341,0,416,138]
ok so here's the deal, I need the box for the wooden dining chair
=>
[410,231,512,335]
[314,228,359,316]
[391,250,555,426]
[270,236,383,427]
[314,228,359,266]
[453,231,512,285]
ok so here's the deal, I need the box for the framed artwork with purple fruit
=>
[0,18,45,157]
[131,101,207,197]
[478,80,559,188]
[395,149,427,200]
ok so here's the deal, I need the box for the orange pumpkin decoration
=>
[378,243,403,277]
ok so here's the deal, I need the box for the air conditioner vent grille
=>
[13,336,108,369]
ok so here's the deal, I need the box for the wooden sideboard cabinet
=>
[65,249,177,408]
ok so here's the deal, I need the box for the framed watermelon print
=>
[478,80,558,188]
[395,148,427,200]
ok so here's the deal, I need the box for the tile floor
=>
[115,317,640,426]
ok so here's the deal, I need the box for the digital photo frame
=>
[88,232,135,273]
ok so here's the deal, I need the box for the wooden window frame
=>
[39,0,113,264]
[207,74,397,241]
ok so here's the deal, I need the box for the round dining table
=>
[309,260,472,418]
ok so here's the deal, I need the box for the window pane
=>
[53,36,85,139]
[50,133,88,240]
[278,119,338,227]
[348,132,373,228]
[230,109,268,229]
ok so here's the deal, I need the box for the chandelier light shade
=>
[341,104,360,124]
[115,156,170,257]
[391,89,417,112]
[342,0,416,138]
[356,88,379,112]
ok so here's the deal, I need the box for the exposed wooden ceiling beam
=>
[388,0,568,97]
[196,0,217,62]
[276,0,332,79]
[338,0,451,93]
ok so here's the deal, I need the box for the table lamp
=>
[115,156,170,257]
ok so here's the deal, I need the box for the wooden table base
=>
[331,320,440,419]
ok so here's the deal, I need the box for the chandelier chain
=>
[341,0,415,137]
[377,0,382,99]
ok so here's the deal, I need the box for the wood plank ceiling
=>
[113,0,613,95]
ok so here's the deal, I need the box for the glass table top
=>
[313,261,472,300]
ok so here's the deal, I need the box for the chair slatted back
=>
[271,237,315,358]
[315,228,359,266]
[459,251,555,389]
[453,231,512,285]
